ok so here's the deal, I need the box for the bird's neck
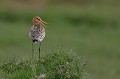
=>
[33,24,44,30]
[33,21,44,27]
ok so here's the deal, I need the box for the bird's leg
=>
[32,42,36,76]
[39,42,41,62]
[32,42,34,62]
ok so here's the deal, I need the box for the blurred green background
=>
[0,0,120,79]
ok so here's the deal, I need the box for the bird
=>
[29,16,47,62]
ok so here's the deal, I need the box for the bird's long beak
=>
[40,19,48,28]
[40,19,48,24]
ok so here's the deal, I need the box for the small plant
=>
[0,50,86,79]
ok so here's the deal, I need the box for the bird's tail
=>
[32,39,38,43]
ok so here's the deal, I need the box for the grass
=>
[0,50,86,79]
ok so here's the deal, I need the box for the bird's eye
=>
[37,18,40,21]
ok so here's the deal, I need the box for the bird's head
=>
[32,16,48,28]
